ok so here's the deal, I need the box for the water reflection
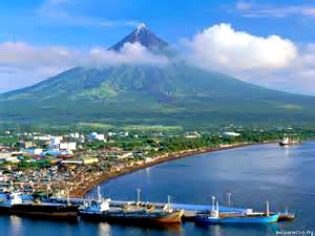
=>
[98,222,111,236]
[145,167,151,177]
[10,215,22,236]
[86,219,184,236]
[283,145,291,158]
[195,223,281,236]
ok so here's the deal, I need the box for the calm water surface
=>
[1,142,315,236]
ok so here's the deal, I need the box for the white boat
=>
[279,136,300,146]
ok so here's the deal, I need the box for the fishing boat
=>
[79,187,183,225]
[195,200,279,224]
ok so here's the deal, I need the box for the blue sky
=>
[1,0,315,95]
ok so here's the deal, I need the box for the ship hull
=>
[80,210,183,225]
[0,206,11,215]
[10,204,78,221]
[195,214,279,224]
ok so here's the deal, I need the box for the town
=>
[0,125,314,198]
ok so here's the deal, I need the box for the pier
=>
[49,196,251,220]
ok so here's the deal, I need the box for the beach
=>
[70,142,254,197]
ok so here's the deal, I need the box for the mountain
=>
[108,23,168,52]
[1,26,315,127]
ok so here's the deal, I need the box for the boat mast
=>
[66,189,70,206]
[97,186,102,203]
[266,201,270,217]
[211,196,216,211]
[167,195,171,211]
[136,188,141,203]
[227,192,232,207]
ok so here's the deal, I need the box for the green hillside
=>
[1,63,315,127]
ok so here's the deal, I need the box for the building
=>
[88,132,106,141]
[19,141,36,149]
[81,157,99,165]
[23,148,43,155]
[59,142,77,151]
[50,136,63,148]
[223,132,241,138]
[117,152,133,159]
[0,153,20,163]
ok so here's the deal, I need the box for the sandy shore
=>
[70,142,258,198]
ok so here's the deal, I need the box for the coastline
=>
[70,141,272,198]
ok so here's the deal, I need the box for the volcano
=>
[1,25,315,127]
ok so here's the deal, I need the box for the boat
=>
[195,200,279,224]
[278,213,295,221]
[278,207,295,221]
[279,136,300,146]
[9,196,79,221]
[79,187,183,225]
[0,192,23,214]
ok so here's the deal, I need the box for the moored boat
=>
[0,192,23,214]
[10,198,79,221]
[278,213,295,221]
[279,136,300,146]
[195,200,279,224]
[79,187,183,225]
[278,208,295,221]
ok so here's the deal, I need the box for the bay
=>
[1,142,315,236]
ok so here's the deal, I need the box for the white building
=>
[50,136,63,147]
[223,132,241,137]
[70,133,80,139]
[33,135,51,141]
[60,142,77,151]
[0,153,20,163]
[88,132,106,141]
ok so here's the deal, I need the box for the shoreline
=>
[70,141,273,198]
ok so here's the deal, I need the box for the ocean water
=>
[1,142,315,236]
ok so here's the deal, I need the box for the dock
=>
[49,196,251,220]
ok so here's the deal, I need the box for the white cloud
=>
[180,23,315,95]
[0,42,73,67]
[183,23,297,71]
[89,42,169,65]
[0,41,169,92]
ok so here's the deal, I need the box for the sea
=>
[1,141,315,236]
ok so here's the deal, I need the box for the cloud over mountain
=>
[183,23,297,71]
[0,41,168,92]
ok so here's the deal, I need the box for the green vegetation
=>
[82,127,315,155]
[1,63,315,127]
